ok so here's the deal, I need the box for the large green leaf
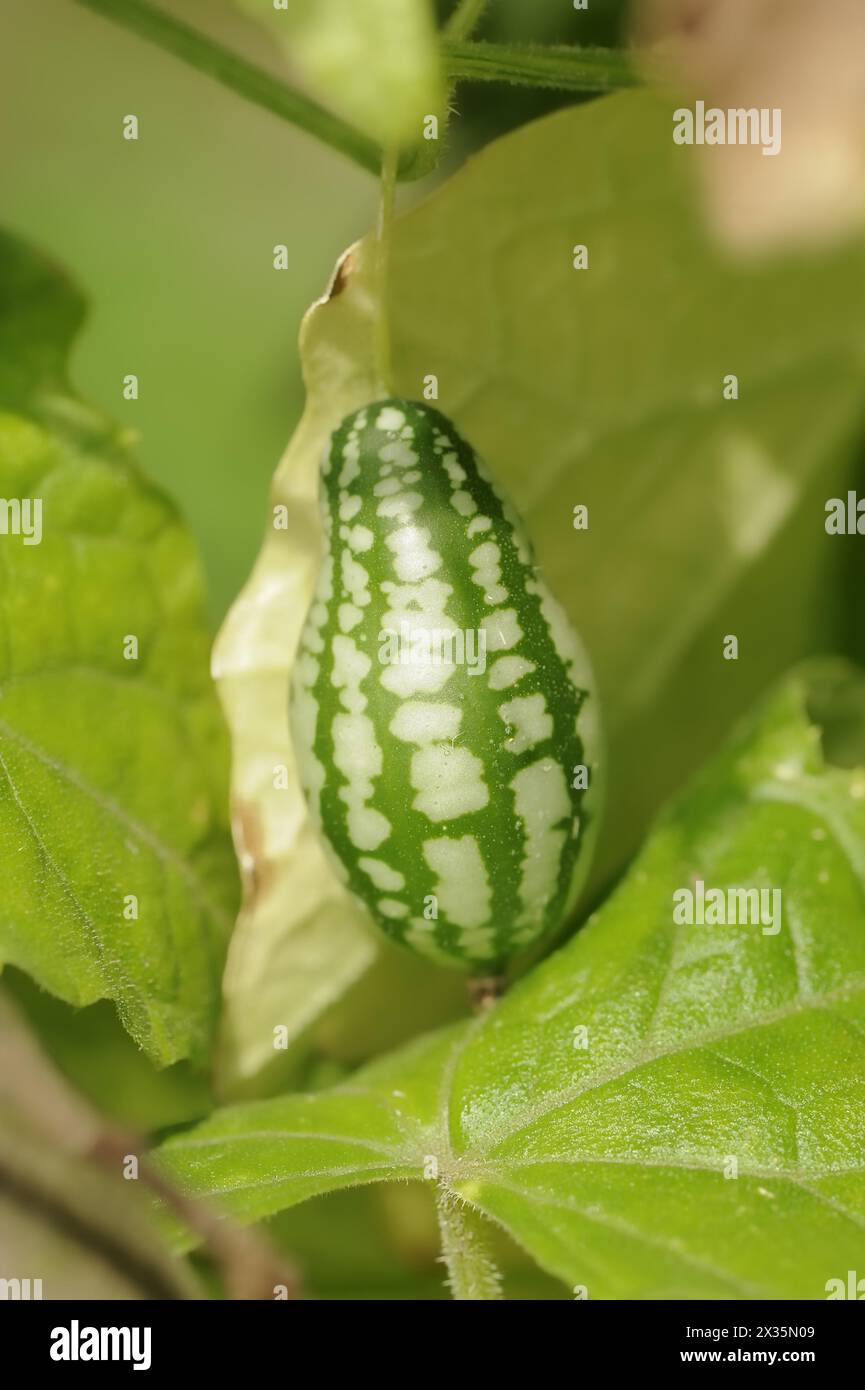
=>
[215,88,865,1089]
[160,666,865,1298]
[0,230,237,1065]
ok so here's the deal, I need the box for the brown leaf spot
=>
[232,797,277,910]
[326,247,356,301]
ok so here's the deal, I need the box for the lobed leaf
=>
[0,229,237,1065]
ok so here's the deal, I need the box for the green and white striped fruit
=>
[290,399,600,971]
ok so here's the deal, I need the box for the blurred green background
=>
[0,0,626,624]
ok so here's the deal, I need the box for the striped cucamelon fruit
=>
[290,399,600,972]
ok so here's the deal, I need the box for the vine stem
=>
[436,1189,505,1300]
[71,0,638,179]
[72,0,383,175]
[374,148,399,397]
[444,38,637,93]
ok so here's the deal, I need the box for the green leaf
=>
[216,89,865,1086]
[238,0,444,150]
[0,229,237,1065]
[159,665,865,1298]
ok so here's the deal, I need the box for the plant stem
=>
[374,148,399,397]
[443,38,637,93]
[71,0,639,182]
[444,0,492,42]
[72,0,383,176]
[436,1189,504,1300]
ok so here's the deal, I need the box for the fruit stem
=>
[374,147,399,396]
[468,974,508,1013]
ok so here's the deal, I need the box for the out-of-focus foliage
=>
[0,0,377,623]
[634,0,865,251]
[238,0,444,149]
[0,994,200,1298]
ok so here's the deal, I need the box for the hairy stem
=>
[71,0,638,181]
[436,1189,505,1300]
[444,0,492,42]
[444,38,637,93]
[72,0,383,176]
